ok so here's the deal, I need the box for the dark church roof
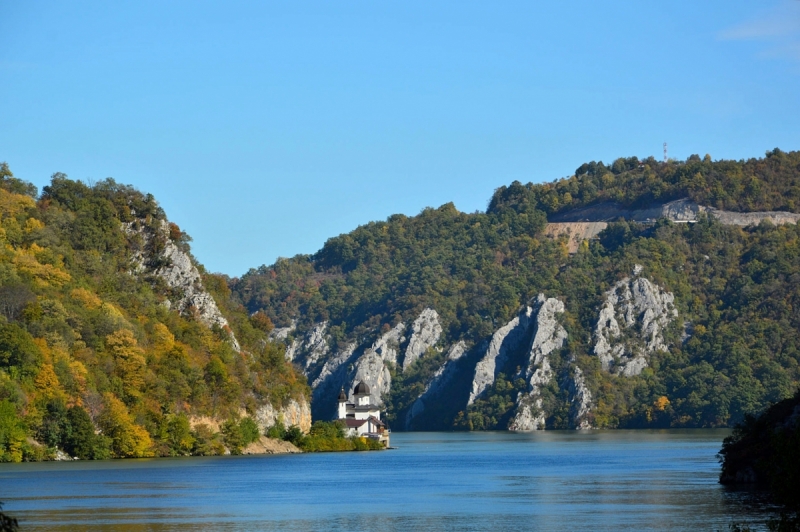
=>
[353,381,370,395]
[338,388,347,402]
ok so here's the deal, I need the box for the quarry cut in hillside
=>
[544,198,800,253]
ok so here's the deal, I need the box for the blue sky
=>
[2,1,799,275]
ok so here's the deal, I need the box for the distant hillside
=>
[232,149,800,431]
[0,164,308,462]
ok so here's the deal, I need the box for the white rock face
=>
[343,323,408,405]
[270,320,296,341]
[373,323,406,367]
[301,322,330,370]
[402,308,442,371]
[308,322,406,411]
[124,220,240,351]
[406,341,467,428]
[255,397,312,434]
[569,366,593,430]
[284,339,300,362]
[594,266,677,376]
[509,296,568,431]
[311,343,357,389]
[468,306,534,405]
[348,349,393,405]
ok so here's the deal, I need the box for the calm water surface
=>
[0,430,776,531]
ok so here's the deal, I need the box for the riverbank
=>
[242,436,301,455]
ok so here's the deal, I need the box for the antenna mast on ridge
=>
[663,142,668,163]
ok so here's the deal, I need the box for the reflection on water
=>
[0,430,778,531]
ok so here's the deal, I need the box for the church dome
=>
[353,381,370,395]
[338,388,347,402]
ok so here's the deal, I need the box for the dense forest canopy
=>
[489,148,800,216]
[0,163,307,462]
[232,150,800,431]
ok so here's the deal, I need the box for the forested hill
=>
[0,164,308,462]
[232,149,800,432]
[489,148,800,218]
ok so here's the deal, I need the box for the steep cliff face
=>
[124,219,240,351]
[569,367,593,430]
[402,308,442,370]
[255,397,312,433]
[406,341,467,428]
[299,322,330,369]
[468,307,533,405]
[508,295,568,431]
[593,267,678,376]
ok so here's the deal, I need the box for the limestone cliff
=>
[508,295,568,431]
[468,306,534,405]
[569,366,593,430]
[123,219,240,351]
[402,308,442,370]
[255,397,312,434]
[593,266,677,376]
[406,341,467,428]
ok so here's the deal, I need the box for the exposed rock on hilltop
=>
[545,198,800,254]
[0,171,309,462]
[550,197,800,226]
[124,219,240,351]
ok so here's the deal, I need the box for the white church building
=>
[337,382,390,446]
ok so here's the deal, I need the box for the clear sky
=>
[2,1,799,276]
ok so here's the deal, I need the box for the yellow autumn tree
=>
[151,322,175,354]
[70,288,102,310]
[106,329,146,404]
[98,392,153,458]
[33,363,66,403]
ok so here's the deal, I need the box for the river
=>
[0,430,776,531]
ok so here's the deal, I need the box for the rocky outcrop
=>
[508,296,567,431]
[372,322,406,367]
[402,308,442,370]
[311,343,357,389]
[269,321,296,341]
[569,366,592,429]
[468,306,534,405]
[123,219,240,351]
[255,397,312,433]
[343,323,407,405]
[593,266,677,376]
[347,350,392,405]
[300,322,330,370]
[284,339,300,362]
[406,341,467,428]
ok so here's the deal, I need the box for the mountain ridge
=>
[232,149,800,431]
